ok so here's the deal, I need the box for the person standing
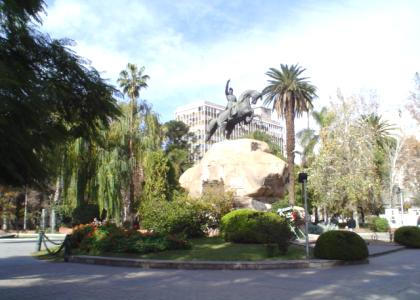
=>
[347,217,356,231]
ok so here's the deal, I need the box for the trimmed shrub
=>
[394,226,420,248]
[220,209,292,252]
[141,198,208,238]
[368,217,390,232]
[314,230,368,261]
[69,223,191,255]
[141,192,234,238]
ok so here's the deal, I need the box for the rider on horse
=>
[225,79,237,122]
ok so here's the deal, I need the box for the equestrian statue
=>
[205,79,263,142]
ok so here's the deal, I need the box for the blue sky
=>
[41,0,420,132]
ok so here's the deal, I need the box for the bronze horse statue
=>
[205,90,262,142]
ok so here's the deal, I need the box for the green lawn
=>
[32,246,64,261]
[33,237,306,261]
[98,237,305,261]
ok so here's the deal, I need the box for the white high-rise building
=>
[175,100,284,161]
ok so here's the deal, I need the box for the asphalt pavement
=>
[0,239,419,300]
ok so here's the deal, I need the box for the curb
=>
[16,233,66,238]
[0,234,16,239]
[68,255,369,270]
[368,246,406,257]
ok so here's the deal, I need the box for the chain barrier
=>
[37,231,72,261]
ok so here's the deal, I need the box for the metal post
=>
[303,180,309,260]
[298,172,310,260]
[36,231,43,252]
[37,208,46,252]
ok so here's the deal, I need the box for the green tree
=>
[297,107,334,166]
[0,0,120,188]
[360,113,396,208]
[360,113,395,150]
[142,151,170,203]
[117,63,150,222]
[163,120,194,191]
[163,120,191,151]
[263,64,317,205]
[309,97,382,221]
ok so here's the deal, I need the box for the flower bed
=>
[69,223,191,255]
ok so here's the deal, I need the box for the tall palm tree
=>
[263,64,317,205]
[297,107,334,166]
[117,63,149,222]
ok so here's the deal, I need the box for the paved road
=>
[0,240,419,300]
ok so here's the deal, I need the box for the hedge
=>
[314,230,368,261]
[221,209,292,253]
[394,226,420,248]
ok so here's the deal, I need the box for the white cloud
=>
[41,0,420,131]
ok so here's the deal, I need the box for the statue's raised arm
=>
[225,79,231,96]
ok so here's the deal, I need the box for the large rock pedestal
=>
[179,139,288,210]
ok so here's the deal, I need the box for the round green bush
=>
[394,226,420,248]
[314,230,368,261]
[368,217,390,232]
[220,209,292,248]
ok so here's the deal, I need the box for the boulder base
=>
[179,139,288,210]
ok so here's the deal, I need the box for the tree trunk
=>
[23,187,28,231]
[2,212,7,231]
[126,96,137,227]
[50,176,61,233]
[353,210,360,229]
[285,97,296,205]
[323,206,328,224]
[360,207,365,224]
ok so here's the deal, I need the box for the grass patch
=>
[79,237,305,261]
[32,246,64,262]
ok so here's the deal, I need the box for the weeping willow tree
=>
[95,112,130,223]
[55,63,166,225]
[57,101,163,223]
[59,138,100,218]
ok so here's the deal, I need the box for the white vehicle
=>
[277,206,305,218]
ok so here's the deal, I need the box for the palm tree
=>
[297,107,334,166]
[360,113,396,208]
[263,64,317,205]
[360,113,395,150]
[117,63,150,222]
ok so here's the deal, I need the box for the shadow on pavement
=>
[0,250,419,299]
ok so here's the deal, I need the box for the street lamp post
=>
[394,186,404,226]
[298,172,309,260]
